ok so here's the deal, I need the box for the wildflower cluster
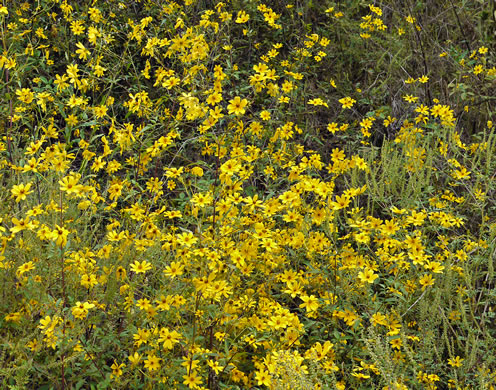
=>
[1,1,496,389]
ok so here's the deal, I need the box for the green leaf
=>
[75,379,86,390]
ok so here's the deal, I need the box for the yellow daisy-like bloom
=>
[338,96,356,109]
[448,356,464,367]
[16,88,35,104]
[235,10,250,24]
[130,260,152,274]
[50,225,70,247]
[255,370,271,387]
[227,96,248,115]
[144,354,161,372]
[299,294,320,312]
[59,174,83,195]
[17,261,35,276]
[71,301,95,320]
[358,268,379,284]
[11,183,33,202]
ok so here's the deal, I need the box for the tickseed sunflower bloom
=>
[11,183,33,202]
[183,370,202,388]
[11,216,36,234]
[50,225,70,247]
[72,301,95,320]
[235,10,250,23]
[255,370,271,387]
[130,260,152,274]
[144,354,161,372]
[16,88,34,104]
[338,96,356,109]
[17,261,35,276]
[227,96,248,115]
[358,267,379,284]
[299,294,320,313]
[158,327,182,349]
[59,174,83,195]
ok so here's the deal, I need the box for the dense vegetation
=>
[1,0,496,388]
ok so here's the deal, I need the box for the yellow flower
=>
[452,167,471,180]
[50,225,70,247]
[144,354,161,372]
[332,194,351,210]
[403,94,418,103]
[110,361,125,379]
[81,274,98,289]
[308,98,328,107]
[206,92,222,105]
[71,301,95,320]
[207,360,223,374]
[70,20,85,35]
[11,183,33,202]
[176,231,198,247]
[255,370,271,387]
[163,261,185,278]
[158,327,182,349]
[66,64,80,84]
[130,260,152,274]
[5,312,22,322]
[419,274,435,290]
[473,64,484,75]
[75,42,90,60]
[358,268,378,284]
[190,166,203,177]
[227,96,248,115]
[17,261,35,276]
[448,356,464,367]
[260,110,271,120]
[183,370,202,388]
[16,88,35,104]
[235,10,250,23]
[381,219,399,236]
[38,315,54,331]
[338,96,356,109]
[128,352,142,366]
[11,216,36,234]
[59,174,83,195]
[136,298,151,311]
[54,74,70,92]
[88,7,103,23]
[66,114,78,127]
[390,338,403,349]
[299,294,320,312]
